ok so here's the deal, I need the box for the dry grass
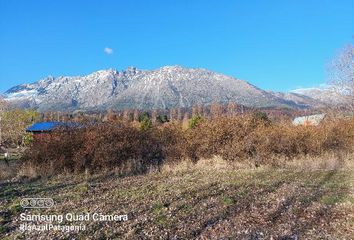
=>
[283,152,354,170]
[160,156,253,174]
[0,159,22,181]
[1,159,353,239]
[160,153,354,174]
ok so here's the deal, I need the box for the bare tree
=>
[169,108,177,121]
[328,43,354,110]
[104,109,116,122]
[192,105,198,117]
[210,102,223,119]
[133,109,139,122]
[227,102,237,117]
[196,105,203,116]
[151,109,158,124]
[177,107,182,121]
[0,97,8,145]
[122,109,130,122]
[182,112,190,129]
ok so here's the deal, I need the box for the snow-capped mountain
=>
[3,66,316,111]
[270,91,327,109]
[291,87,340,105]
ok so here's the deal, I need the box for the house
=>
[292,114,326,126]
[26,121,82,137]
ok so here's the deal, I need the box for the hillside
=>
[291,87,340,106]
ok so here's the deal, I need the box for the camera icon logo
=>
[20,198,54,208]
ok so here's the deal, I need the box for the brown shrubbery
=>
[22,114,354,177]
[191,116,354,165]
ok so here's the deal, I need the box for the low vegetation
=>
[20,113,354,177]
[1,158,353,239]
[1,109,353,239]
[0,109,39,147]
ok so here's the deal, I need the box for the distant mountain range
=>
[291,87,341,105]
[2,66,332,112]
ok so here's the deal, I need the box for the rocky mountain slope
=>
[270,91,327,109]
[3,66,319,111]
[291,87,340,106]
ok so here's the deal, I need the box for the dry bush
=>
[184,114,354,165]
[185,114,270,161]
[21,127,86,176]
[22,122,185,177]
[0,159,23,180]
[21,114,354,177]
[156,122,188,165]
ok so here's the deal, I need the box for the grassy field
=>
[0,159,353,239]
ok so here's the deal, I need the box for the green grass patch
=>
[320,195,354,205]
[0,155,21,161]
[222,196,235,206]
[152,203,164,214]
[75,182,89,194]
[8,201,22,214]
[0,225,8,234]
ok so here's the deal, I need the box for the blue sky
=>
[0,0,353,93]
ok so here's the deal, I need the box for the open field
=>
[0,158,353,239]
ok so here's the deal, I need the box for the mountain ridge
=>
[3,66,322,112]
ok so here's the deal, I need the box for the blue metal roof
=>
[26,122,82,132]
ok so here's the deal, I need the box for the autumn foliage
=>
[22,113,354,176]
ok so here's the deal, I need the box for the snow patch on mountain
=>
[291,86,340,105]
[3,66,314,111]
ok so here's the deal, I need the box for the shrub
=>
[157,115,169,124]
[251,111,270,125]
[139,112,152,130]
[23,133,34,146]
[183,115,354,165]
[156,123,187,164]
[188,115,203,129]
[22,122,184,176]
[21,113,354,177]
[22,128,85,176]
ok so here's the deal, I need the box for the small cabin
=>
[292,114,326,126]
[26,122,68,134]
[26,122,82,139]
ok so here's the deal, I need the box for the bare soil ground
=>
[0,160,353,239]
